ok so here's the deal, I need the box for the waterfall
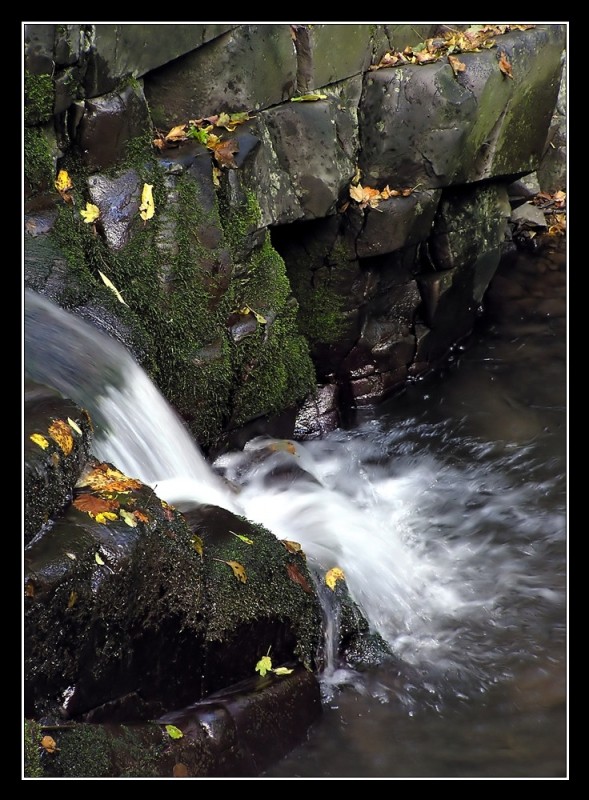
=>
[24,290,565,689]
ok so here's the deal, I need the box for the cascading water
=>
[24,278,566,775]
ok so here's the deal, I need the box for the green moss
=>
[24,126,54,191]
[25,71,54,125]
[24,720,44,777]
[58,725,113,777]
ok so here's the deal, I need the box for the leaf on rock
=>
[30,433,49,450]
[286,562,313,593]
[68,590,78,609]
[165,724,184,740]
[80,202,100,224]
[448,55,466,75]
[498,52,514,79]
[281,539,303,555]
[41,735,59,754]
[67,417,83,435]
[191,534,204,557]
[73,494,119,516]
[255,655,273,676]
[95,552,106,565]
[230,531,254,545]
[55,169,73,193]
[165,124,188,142]
[210,138,239,169]
[173,763,189,777]
[212,166,222,187]
[214,559,247,583]
[268,440,297,455]
[25,583,35,597]
[325,566,345,590]
[139,183,155,221]
[134,509,150,523]
[272,666,294,675]
[77,464,142,493]
[48,418,74,455]
[120,509,138,527]
[65,552,77,561]
[98,270,128,306]
[95,512,118,524]
[291,92,328,102]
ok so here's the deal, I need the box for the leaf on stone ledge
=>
[98,270,128,306]
[230,531,254,545]
[214,558,247,582]
[286,562,313,593]
[73,494,119,516]
[48,419,74,455]
[80,203,100,224]
[41,735,60,754]
[139,183,155,221]
[448,55,466,75]
[325,566,345,591]
[209,138,239,169]
[30,433,49,450]
[255,655,273,676]
[165,724,184,740]
[498,52,514,79]
[291,92,328,102]
[68,417,83,436]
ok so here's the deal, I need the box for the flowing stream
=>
[24,242,567,778]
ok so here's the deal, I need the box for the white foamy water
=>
[25,289,566,688]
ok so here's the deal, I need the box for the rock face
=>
[24,23,566,448]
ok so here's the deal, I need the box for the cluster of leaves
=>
[30,417,78,456]
[370,24,534,77]
[254,648,294,678]
[54,170,154,227]
[348,182,417,211]
[153,110,253,171]
[72,463,150,527]
[532,189,567,236]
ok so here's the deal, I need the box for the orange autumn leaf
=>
[209,138,239,168]
[498,52,514,79]
[76,464,142,493]
[41,735,59,754]
[48,419,74,455]
[448,55,466,75]
[73,493,119,516]
[134,509,150,523]
[286,562,313,593]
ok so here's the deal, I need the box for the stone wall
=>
[24,23,567,449]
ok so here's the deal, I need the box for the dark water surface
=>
[263,241,567,779]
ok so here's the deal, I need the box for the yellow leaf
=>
[272,666,294,675]
[95,552,105,565]
[230,531,254,545]
[48,419,74,455]
[165,724,184,740]
[120,509,138,527]
[80,202,100,224]
[325,567,345,590]
[139,183,155,221]
[95,512,118,524]
[255,655,273,676]
[30,433,49,450]
[165,124,188,142]
[291,93,328,102]
[191,534,204,557]
[68,417,83,435]
[98,270,128,306]
[212,166,222,187]
[214,558,247,583]
[55,169,73,193]
[41,735,59,754]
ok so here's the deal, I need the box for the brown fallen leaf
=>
[286,562,313,593]
[448,55,466,76]
[173,763,189,777]
[498,52,514,79]
[210,138,239,169]
[73,493,119,516]
[165,124,188,142]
